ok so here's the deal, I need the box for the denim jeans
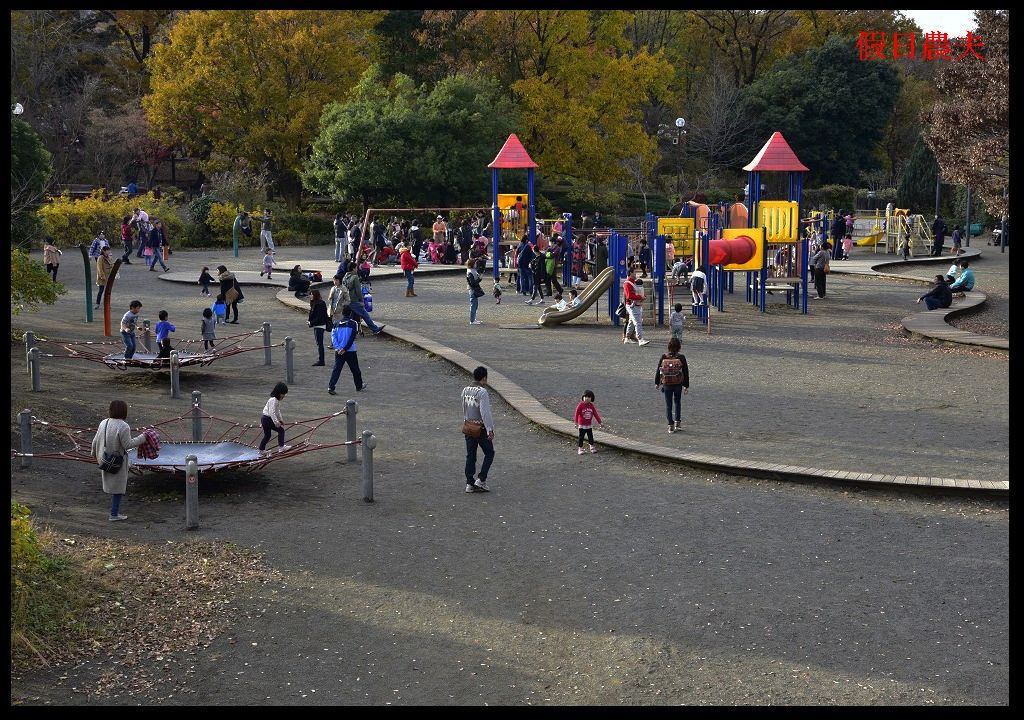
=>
[329,350,363,391]
[149,252,167,270]
[465,433,495,482]
[122,331,137,359]
[469,291,479,322]
[110,492,124,516]
[335,238,346,262]
[348,301,380,333]
[663,384,682,424]
[405,270,415,290]
[96,284,106,305]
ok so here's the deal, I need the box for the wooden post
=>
[170,351,180,398]
[24,331,34,376]
[361,430,376,503]
[28,348,41,391]
[285,336,295,384]
[185,455,199,530]
[142,319,152,353]
[191,390,202,441]
[262,322,272,366]
[18,410,32,469]
[346,399,358,462]
[102,258,123,337]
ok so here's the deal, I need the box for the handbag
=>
[615,301,629,319]
[225,286,240,304]
[823,261,831,274]
[98,420,125,473]
[462,420,484,438]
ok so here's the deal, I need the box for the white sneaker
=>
[465,483,476,493]
[577,447,585,455]
[109,514,128,521]
[470,320,483,325]
[525,299,534,305]
[589,445,597,453]
[638,339,650,346]
[668,425,675,433]
[473,479,489,492]
[623,337,633,344]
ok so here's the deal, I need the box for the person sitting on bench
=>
[916,275,952,311]
[289,265,311,297]
[947,260,975,294]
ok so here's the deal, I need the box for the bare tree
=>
[692,10,796,87]
[685,65,754,173]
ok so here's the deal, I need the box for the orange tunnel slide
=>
[707,235,756,266]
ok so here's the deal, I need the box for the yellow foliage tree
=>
[143,10,383,207]
[479,10,672,188]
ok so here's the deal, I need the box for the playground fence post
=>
[28,348,42,391]
[262,322,272,366]
[361,429,376,503]
[19,410,32,469]
[191,390,203,441]
[142,320,152,353]
[79,244,93,323]
[346,399,358,462]
[185,454,199,530]
[170,351,180,398]
[285,336,295,384]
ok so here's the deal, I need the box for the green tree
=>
[11,248,66,315]
[742,36,899,185]
[896,137,939,213]
[144,10,383,208]
[11,118,53,249]
[303,67,514,209]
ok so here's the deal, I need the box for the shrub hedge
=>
[37,192,186,249]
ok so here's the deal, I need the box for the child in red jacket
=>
[574,389,603,455]
[399,245,418,297]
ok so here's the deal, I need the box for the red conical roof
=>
[743,132,809,172]
[488,133,539,169]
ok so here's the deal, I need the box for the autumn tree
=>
[692,10,798,87]
[144,10,383,208]
[923,10,1008,216]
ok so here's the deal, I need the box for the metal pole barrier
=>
[361,429,377,503]
[24,331,34,376]
[170,351,180,398]
[142,319,152,353]
[192,390,202,441]
[28,348,42,391]
[263,322,272,366]
[79,244,93,323]
[346,399,358,462]
[185,455,199,530]
[19,409,32,469]
[285,336,295,384]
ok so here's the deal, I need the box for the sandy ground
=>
[10,245,1008,705]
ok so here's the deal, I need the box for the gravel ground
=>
[890,238,1009,340]
[10,247,1008,705]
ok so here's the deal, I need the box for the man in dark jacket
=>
[517,241,536,296]
[917,275,952,310]
[831,211,846,259]
[931,215,948,256]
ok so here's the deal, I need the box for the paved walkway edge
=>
[274,284,1006,494]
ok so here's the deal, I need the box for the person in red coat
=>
[399,245,419,297]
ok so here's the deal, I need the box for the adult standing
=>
[459,217,473,265]
[334,213,348,262]
[147,221,169,272]
[326,274,348,329]
[119,216,134,264]
[654,337,690,433]
[90,400,147,521]
[43,237,62,281]
[348,218,362,261]
[131,207,150,259]
[623,266,650,346]
[916,275,952,311]
[327,306,366,394]
[255,210,276,252]
[830,211,845,260]
[343,265,384,334]
[526,250,547,306]
[594,236,608,273]
[467,258,485,324]
[544,246,562,296]
[410,219,424,261]
[308,289,329,366]
[95,245,113,308]
[461,366,495,493]
[809,241,831,299]
[931,215,947,257]
[432,215,447,247]
[216,265,244,323]
[400,244,419,297]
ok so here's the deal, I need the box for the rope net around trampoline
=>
[12,405,355,474]
[31,329,279,370]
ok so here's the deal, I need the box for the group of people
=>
[916,258,976,310]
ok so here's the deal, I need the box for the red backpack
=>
[660,355,683,385]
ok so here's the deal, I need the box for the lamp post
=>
[12,102,24,115]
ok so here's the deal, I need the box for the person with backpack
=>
[467,258,485,324]
[655,336,690,433]
[343,265,384,334]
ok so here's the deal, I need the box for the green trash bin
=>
[970,223,983,236]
